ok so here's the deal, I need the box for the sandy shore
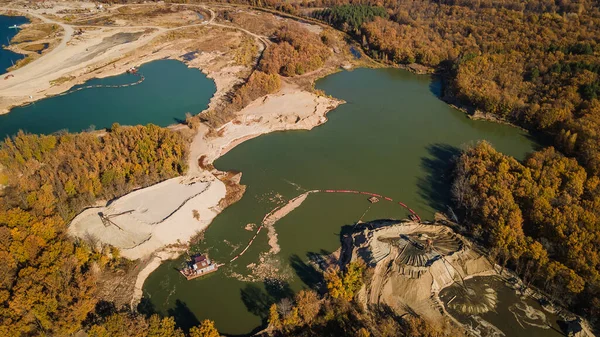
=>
[130,247,185,309]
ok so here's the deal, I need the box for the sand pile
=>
[349,222,495,324]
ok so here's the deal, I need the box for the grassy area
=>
[7,55,34,71]
[50,75,76,86]
[21,43,48,53]
[11,23,60,44]
[234,35,259,66]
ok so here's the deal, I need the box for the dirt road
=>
[0,3,272,114]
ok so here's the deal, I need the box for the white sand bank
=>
[69,175,225,260]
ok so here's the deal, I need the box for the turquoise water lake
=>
[0,59,215,139]
[0,15,29,74]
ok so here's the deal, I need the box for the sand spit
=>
[189,83,342,170]
[260,191,313,254]
[69,174,226,260]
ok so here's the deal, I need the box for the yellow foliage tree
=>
[189,319,220,337]
[268,303,281,329]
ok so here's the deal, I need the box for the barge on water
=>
[179,254,218,280]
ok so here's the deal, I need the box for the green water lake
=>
[142,68,540,335]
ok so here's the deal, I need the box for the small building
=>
[192,255,216,274]
[180,254,218,280]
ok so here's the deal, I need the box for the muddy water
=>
[439,276,564,337]
[1,15,29,74]
[142,68,539,335]
[0,59,215,139]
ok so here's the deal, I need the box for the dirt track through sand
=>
[0,3,272,114]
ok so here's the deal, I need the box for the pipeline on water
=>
[228,189,422,263]
[54,72,145,98]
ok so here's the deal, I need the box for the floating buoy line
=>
[54,68,144,97]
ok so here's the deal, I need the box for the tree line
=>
[312,4,388,34]
[87,313,219,337]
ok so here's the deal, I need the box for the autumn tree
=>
[452,141,599,309]
[260,23,331,77]
[324,261,365,301]
[294,289,320,325]
[189,319,220,337]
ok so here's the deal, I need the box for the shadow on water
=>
[427,70,546,156]
[264,279,294,303]
[137,297,156,317]
[240,284,274,321]
[173,117,186,124]
[429,75,444,99]
[290,253,325,291]
[417,143,461,211]
[240,279,292,315]
[168,299,200,333]
[236,280,298,336]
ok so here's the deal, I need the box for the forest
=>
[452,141,600,323]
[0,125,189,336]
[259,23,332,77]
[312,4,388,33]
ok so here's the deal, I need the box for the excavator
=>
[98,210,134,230]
